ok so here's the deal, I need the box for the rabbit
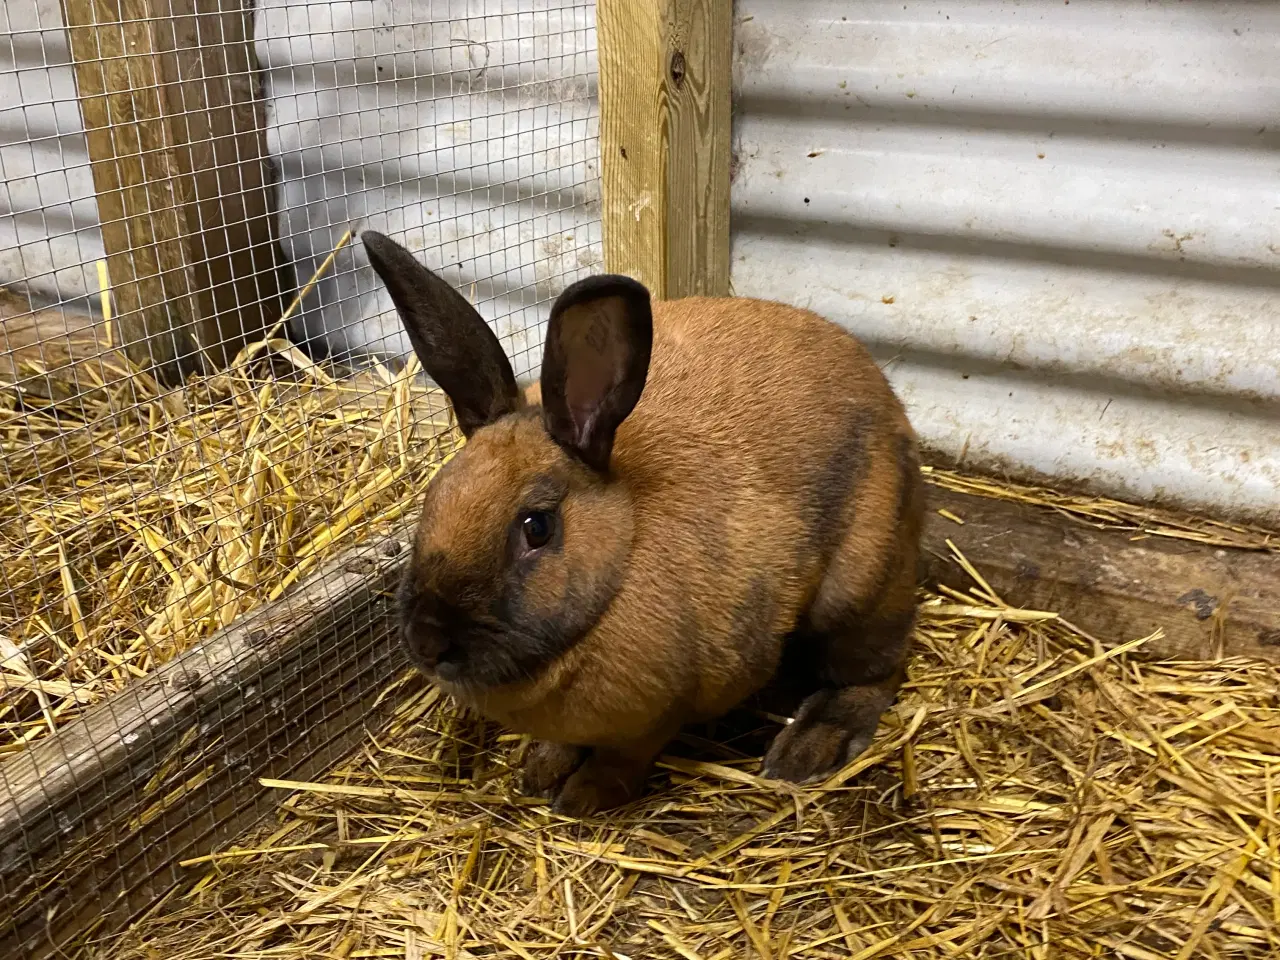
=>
[361,229,925,817]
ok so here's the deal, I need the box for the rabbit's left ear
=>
[539,275,652,473]
[362,230,520,437]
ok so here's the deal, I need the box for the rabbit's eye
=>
[521,510,555,550]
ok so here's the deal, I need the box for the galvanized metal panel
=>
[732,0,1280,524]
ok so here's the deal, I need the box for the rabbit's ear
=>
[362,231,519,437]
[540,275,652,472]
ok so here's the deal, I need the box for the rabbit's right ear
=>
[540,275,652,473]
[362,231,519,438]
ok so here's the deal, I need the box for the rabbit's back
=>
[563,296,920,730]
[614,296,912,541]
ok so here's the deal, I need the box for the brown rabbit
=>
[362,230,924,817]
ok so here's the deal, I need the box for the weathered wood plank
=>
[597,0,732,298]
[61,0,284,380]
[0,531,414,959]
[922,487,1280,663]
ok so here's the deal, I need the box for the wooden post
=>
[62,0,284,380]
[597,0,733,298]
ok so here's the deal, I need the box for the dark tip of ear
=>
[551,274,652,321]
[361,230,412,278]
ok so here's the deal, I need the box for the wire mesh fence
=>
[0,1,600,954]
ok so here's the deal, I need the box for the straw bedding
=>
[82,461,1280,953]
[93,569,1280,959]
[0,318,457,757]
[4,297,1279,958]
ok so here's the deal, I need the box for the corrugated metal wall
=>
[731,0,1280,525]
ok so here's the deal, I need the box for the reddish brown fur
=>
[403,294,922,815]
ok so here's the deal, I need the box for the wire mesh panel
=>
[0,1,599,955]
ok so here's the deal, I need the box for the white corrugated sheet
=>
[732,0,1280,524]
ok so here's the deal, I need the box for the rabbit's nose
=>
[402,604,450,670]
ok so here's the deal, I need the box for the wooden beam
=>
[62,0,284,380]
[597,0,732,298]
[921,487,1280,663]
[0,531,413,959]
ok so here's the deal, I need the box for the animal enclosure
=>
[1,1,1278,959]
[1,0,599,954]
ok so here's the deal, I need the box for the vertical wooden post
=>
[62,0,283,380]
[597,0,732,299]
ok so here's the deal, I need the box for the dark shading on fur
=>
[397,573,573,689]
[803,407,874,561]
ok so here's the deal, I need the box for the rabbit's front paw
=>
[521,740,586,797]
[548,745,656,817]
